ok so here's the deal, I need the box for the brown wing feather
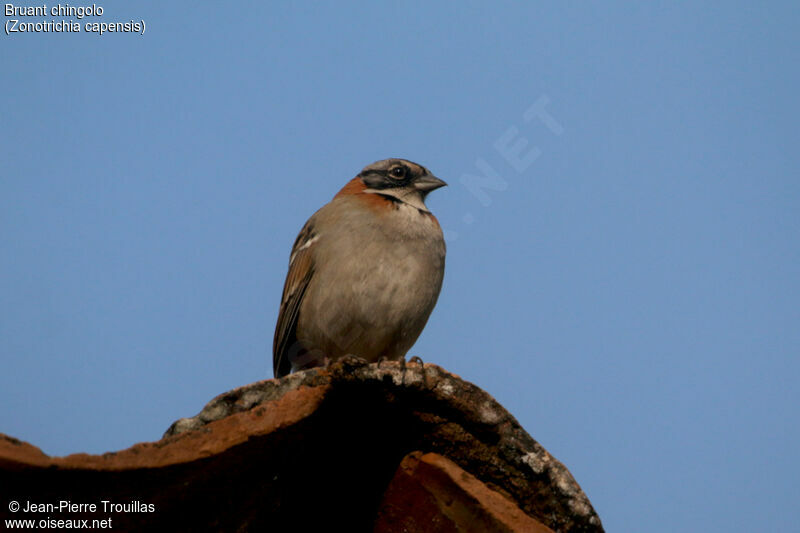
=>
[272,221,317,378]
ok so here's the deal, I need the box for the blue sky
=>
[2,2,798,531]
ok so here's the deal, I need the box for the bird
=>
[272,158,447,378]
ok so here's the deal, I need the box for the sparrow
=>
[272,158,447,378]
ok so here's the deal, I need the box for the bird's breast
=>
[296,199,445,360]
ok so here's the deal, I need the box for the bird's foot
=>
[376,355,403,369]
[408,355,424,365]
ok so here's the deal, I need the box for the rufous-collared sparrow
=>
[273,158,446,378]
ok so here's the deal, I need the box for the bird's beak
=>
[413,174,448,192]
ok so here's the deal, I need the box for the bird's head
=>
[356,158,447,211]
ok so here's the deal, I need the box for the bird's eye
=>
[391,166,407,179]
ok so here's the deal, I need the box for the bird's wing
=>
[273,219,318,378]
